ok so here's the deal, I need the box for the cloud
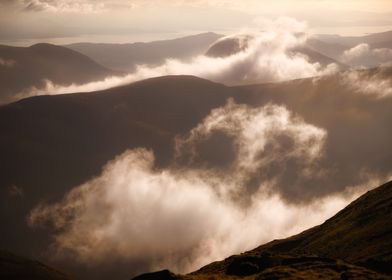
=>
[175,100,327,196]
[341,66,392,98]
[341,43,392,67]
[28,101,375,275]
[342,43,370,61]
[22,0,105,13]
[22,17,339,97]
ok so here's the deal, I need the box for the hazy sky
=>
[1,0,392,45]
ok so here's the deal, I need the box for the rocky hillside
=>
[133,181,392,279]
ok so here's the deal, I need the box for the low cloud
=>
[28,101,377,275]
[341,43,392,67]
[341,66,392,98]
[22,0,105,13]
[23,17,339,97]
[175,100,327,197]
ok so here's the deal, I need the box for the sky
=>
[0,0,392,45]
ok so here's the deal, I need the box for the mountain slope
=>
[65,32,222,72]
[316,30,392,47]
[0,250,73,280]
[133,181,392,279]
[252,181,392,272]
[0,70,391,279]
[305,37,348,61]
[0,43,118,104]
[0,75,238,260]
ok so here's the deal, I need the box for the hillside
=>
[0,76,238,262]
[0,43,118,104]
[0,70,391,279]
[133,181,392,279]
[0,250,73,280]
[65,32,222,72]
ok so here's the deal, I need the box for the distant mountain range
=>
[0,30,391,105]
[63,30,392,73]
[64,32,222,72]
[316,30,392,48]
[133,180,392,279]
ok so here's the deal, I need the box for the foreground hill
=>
[133,181,392,279]
[0,43,118,104]
[65,32,222,72]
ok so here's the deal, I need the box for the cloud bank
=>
[28,101,376,275]
[23,18,338,97]
[341,43,392,67]
[342,66,392,98]
[21,0,105,13]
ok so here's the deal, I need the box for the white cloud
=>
[28,101,372,274]
[21,17,338,98]
[175,100,327,188]
[342,66,392,98]
[23,0,105,13]
[342,43,370,61]
[341,43,392,67]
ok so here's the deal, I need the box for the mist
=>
[22,18,339,98]
[341,43,392,68]
[342,66,392,98]
[28,101,384,275]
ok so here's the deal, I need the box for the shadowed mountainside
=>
[64,32,222,72]
[0,250,73,280]
[0,76,239,278]
[0,69,391,279]
[133,181,392,279]
[0,43,119,104]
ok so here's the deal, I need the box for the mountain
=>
[308,30,392,67]
[133,181,392,279]
[0,250,73,280]
[371,40,392,50]
[64,32,223,72]
[305,37,348,61]
[316,30,392,47]
[0,43,118,104]
[0,75,238,264]
[205,34,346,69]
[0,69,391,279]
